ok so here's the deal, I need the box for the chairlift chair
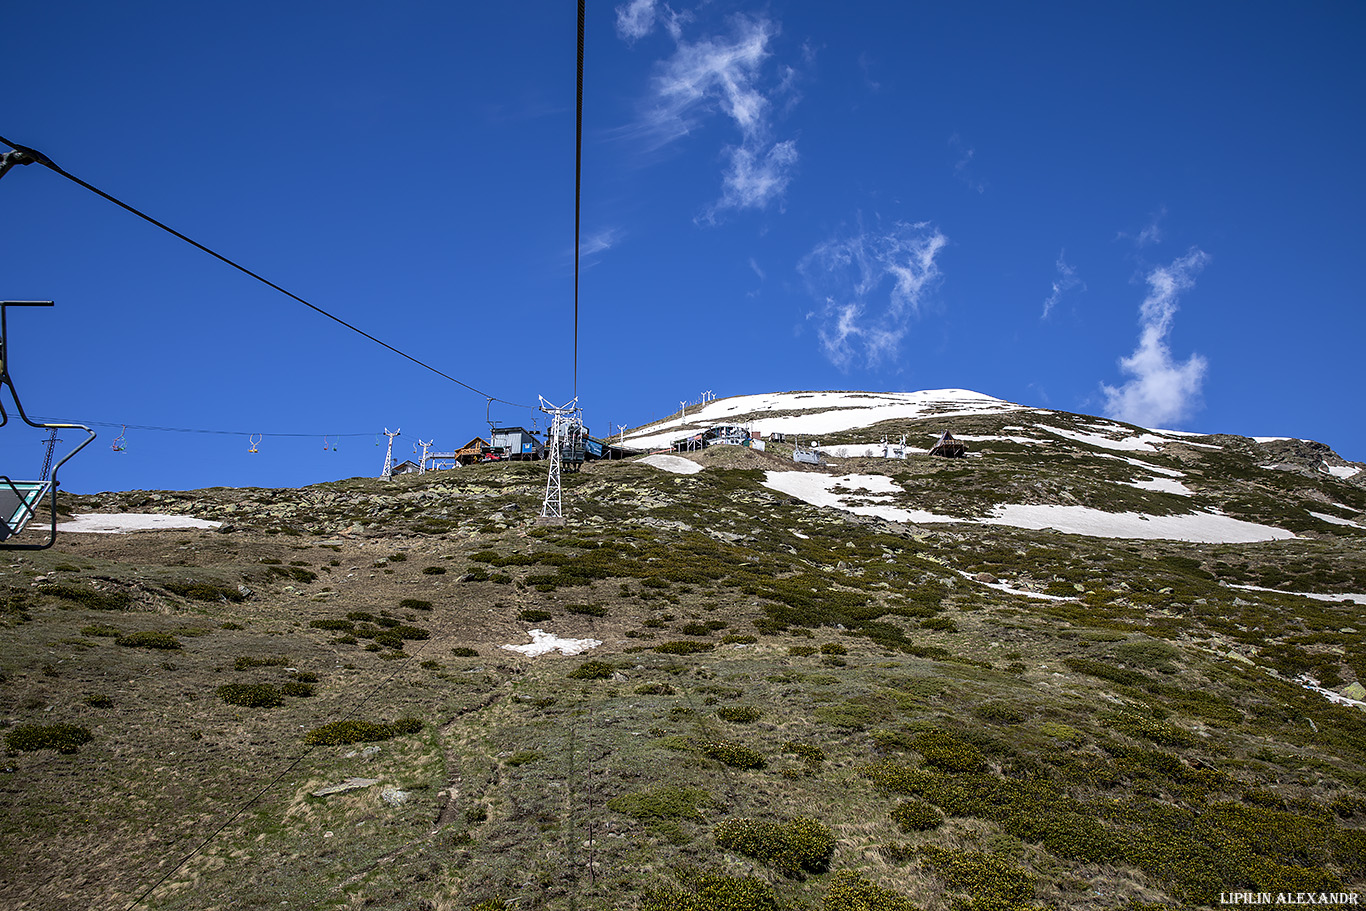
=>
[0,301,96,550]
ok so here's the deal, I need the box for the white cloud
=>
[748,256,766,281]
[1101,248,1210,427]
[621,10,798,216]
[616,0,660,41]
[711,138,797,217]
[1041,250,1084,318]
[800,222,948,370]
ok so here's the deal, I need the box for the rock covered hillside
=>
[2,390,1365,911]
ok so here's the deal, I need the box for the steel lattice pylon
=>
[538,396,579,522]
[381,428,401,478]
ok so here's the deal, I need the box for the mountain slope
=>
[2,391,1364,911]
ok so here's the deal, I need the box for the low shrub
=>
[421,566,447,575]
[115,631,181,650]
[217,683,284,707]
[918,846,1036,911]
[388,552,408,562]
[821,642,848,656]
[912,730,987,773]
[972,702,1026,724]
[680,622,714,636]
[890,800,943,832]
[451,646,479,658]
[281,680,315,697]
[5,723,93,754]
[860,761,936,795]
[722,634,758,644]
[303,717,421,746]
[634,682,676,695]
[783,741,826,764]
[699,739,766,769]
[1103,709,1196,748]
[789,645,817,657]
[655,640,715,656]
[309,618,354,631]
[234,655,289,671]
[640,871,779,911]
[372,631,404,650]
[716,706,762,724]
[398,598,431,611]
[390,624,429,640]
[42,583,133,611]
[568,660,615,680]
[920,617,957,632]
[519,610,554,622]
[81,623,122,637]
[85,694,114,708]
[822,870,919,911]
[713,816,835,878]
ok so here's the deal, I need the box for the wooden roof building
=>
[929,431,966,458]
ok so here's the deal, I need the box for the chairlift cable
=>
[30,416,376,438]
[573,0,585,402]
[0,133,530,410]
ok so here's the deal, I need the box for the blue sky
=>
[3,1,1363,493]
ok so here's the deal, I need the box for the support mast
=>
[381,428,401,478]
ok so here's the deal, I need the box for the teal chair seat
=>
[0,478,51,542]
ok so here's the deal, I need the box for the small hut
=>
[929,431,966,458]
[455,437,492,465]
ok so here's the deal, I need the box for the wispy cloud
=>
[1041,250,1084,318]
[799,222,949,370]
[949,133,985,194]
[858,52,880,92]
[579,228,621,260]
[1118,206,1167,248]
[615,0,683,42]
[616,4,799,218]
[1101,248,1210,427]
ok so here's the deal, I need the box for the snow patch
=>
[1040,426,1165,453]
[1325,465,1361,480]
[57,513,222,534]
[1297,677,1366,710]
[1124,477,1194,496]
[1309,511,1364,529]
[981,504,1292,543]
[501,629,603,657]
[1228,584,1366,605]
[762,471,959,524]
[638,454,703,475]
[956,571,1076,602]
[763,471,1289,543]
